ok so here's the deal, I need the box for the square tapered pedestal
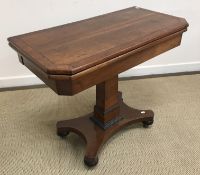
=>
[8,7,188,167]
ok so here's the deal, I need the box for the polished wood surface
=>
[8,7,188,75]
[93,75,120,128]
[8,7,188,167]
[57,92,154,166]
[11,30,186,96]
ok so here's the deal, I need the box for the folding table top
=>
[8,7,188,75]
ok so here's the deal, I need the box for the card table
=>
[8,7,188,167]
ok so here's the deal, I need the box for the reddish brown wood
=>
[11,31,186,96]
[7,6,188,167]
[8,7,188,76]
[57,91,154,166]
[93,75,120,127]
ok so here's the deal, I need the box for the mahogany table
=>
[8,7,188,167]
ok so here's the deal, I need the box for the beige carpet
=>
[1,74,200,175]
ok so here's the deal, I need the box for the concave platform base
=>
[56,95,154,167]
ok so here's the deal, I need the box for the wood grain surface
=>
[8,7,188,75]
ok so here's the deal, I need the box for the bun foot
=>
[56,97,154,167]
[57,130,69,138]
[142,119,154,128]
[84,156,99,167]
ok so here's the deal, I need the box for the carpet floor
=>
[0,74,200,175]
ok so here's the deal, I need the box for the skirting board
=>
[0,62,200,88]
[120,62,200,78]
